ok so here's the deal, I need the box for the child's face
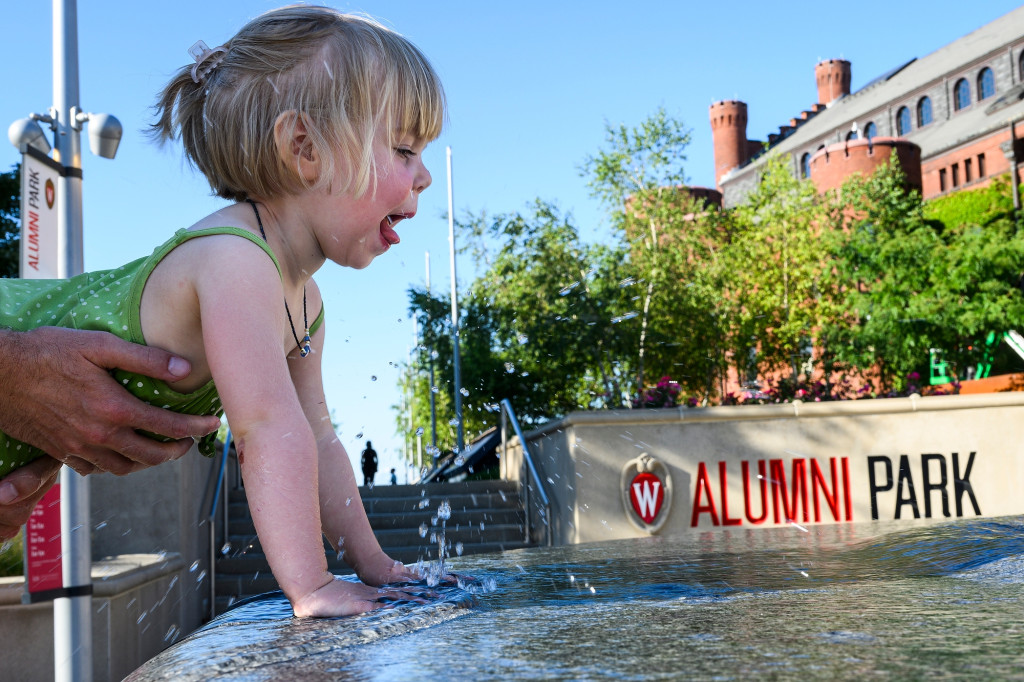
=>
[317,134,432,269]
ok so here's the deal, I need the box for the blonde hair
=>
[151,5,446,201]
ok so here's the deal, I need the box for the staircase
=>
[214,479,528,612]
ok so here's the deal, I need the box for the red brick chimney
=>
[709,100,749,188]
[815,59,851,105]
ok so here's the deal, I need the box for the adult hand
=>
[0,456,60,541]
[0,327,222,476]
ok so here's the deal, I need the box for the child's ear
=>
[273,111,319,183]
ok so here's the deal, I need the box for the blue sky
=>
[2,1,1020,480]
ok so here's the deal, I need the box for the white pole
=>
[52,1,92,680]
[446,147,465,455]
[425,251,437,453]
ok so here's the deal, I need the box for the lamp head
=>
[86,113,122,159]
[7,118,51,154]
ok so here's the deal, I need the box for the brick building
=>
[709,6,1024,206]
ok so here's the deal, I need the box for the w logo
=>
[629,472,665,524]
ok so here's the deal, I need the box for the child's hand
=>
[352,550,421,586]
[291,576,422,618]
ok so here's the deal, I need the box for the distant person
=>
[361,441,379,487]
[390,468,398,485]
[0,6,444,618]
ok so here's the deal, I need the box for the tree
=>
[0,165,20,278]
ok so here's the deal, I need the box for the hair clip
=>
[188,40,228,84]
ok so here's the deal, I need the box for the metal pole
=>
[425,252,438,453]
[52,1,92,679]
[446,147,465,455]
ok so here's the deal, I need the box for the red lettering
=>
[690,462,719,526]
[742,460,768,524]
[842,457,852,521]
[770,459,809,523]
[810,458,840,522]
[718,462,741,526]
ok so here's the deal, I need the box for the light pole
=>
[446,147,465,457]
[8,2,122,680]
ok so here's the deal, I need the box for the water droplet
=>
[517,333,528,344]
[431,385,439,394]
[419,523,428,538]
[189,560,200,573]
[164,625,179,642]
[195,570,207,583]
[416,427,425,436]
[346,497,352,506]
[455,542,464,556]
[448,417,460,426]
[370,375,377,382]
[558,281,580,296]
[504,362,515,373]
[455,455,466,466]
[356,432,363,439]
[611,311,639,324]
[220,542,232,556]
[437,500,452,520]
[460,387,470,396]
[431,350,439,360]
[619,277,637,287]
[479,521,485,531]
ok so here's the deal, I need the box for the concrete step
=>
[214,480,529,604]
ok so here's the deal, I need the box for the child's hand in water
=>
[353,550,421,586]
[291,576,423,618]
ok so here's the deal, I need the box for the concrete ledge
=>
[0,553,194,682]
[525,391,1024,437]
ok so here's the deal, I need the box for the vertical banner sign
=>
[19,145,65,280]
[19,147,67,603]
[24,485,63,601]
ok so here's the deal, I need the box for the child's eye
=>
[395,147,415,159]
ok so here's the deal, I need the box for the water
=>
[128,516,1024,680]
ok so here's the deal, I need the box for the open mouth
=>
[380,214,407,247]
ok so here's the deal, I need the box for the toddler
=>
[0,5,445,617]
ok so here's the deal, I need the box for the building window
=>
[978,153,986,178]
[1020,51,1024,81]
[954,78,971,111]
[965,158,973,183]
[896,106,912,135]
[952,163,960,188]
[846,130,858,141]
[864,121,877,140]
[939,168,947,192]
[800,152,811,179]
[917,97,933,126]
[978,67,995,100]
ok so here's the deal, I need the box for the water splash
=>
[611,311,639,324]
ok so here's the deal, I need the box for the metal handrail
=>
[206,429,232,620]
[500,399,552,547]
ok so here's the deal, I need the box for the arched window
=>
[896,106,912,135]
[917,96,933,127]
[954,78,971,111]
[846,130,858,141]
[977,67,995,100]
[864,121,877,140]
[800,152,811,179]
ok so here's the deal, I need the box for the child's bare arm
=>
[289,285,419,587]
[192,239,366,615]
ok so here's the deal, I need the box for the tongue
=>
[380,217,401,245]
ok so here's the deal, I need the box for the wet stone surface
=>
[129,516,1024,680]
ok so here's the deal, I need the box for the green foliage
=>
[922,176,1016,229]
[398,109,1024,442]
[0,165,20,278]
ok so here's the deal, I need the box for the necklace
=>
[246,199,311,357]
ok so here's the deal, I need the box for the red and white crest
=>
[621,453,673,533]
